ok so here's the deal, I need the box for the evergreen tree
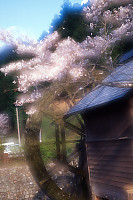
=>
[0,72,17,130]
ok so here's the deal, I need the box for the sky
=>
[0,0,88,41]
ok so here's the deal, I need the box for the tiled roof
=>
[65,56,133,118]
[119,49,133,63]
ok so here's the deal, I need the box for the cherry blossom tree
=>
[0,0,132,122]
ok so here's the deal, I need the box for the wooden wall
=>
[83,99,133,140]
[82,98,133,199]
[86,139,133,200]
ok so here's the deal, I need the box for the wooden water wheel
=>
[24,110,92,200]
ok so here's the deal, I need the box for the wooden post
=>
[85,143,93,200]
[55,124,60,159]
[61,125,67,161]
[16,107,21,146]
[39,129,42,142]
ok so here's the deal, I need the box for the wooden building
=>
[65,52,133,200]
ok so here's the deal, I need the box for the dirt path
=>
[0,164,50,200]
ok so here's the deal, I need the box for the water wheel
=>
[24,112,92,200]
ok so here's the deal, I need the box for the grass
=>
[41,117,55,142]
[40,143,56,163]
[0,116,82,164]
[40,116,81,163]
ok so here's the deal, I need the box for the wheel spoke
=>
[67,144,84,163]
[75,115,85,130]
[51,159,86,177]
[64,121,85,136]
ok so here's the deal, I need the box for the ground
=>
[0,163,50,200]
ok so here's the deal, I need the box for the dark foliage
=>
[0,45,35,67]
[40,0,89,42]
[0,72,17,130]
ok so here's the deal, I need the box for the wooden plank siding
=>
[86,138,133,200]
